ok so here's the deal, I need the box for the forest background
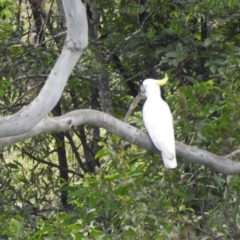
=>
[1,0,240,239]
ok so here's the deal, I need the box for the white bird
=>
[142,74,177,169]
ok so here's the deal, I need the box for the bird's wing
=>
[143,99,176,160]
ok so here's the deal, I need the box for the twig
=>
[124,86,145,122]
[125,11,153,41]
[2,82,44,114]
[11,74,48,83]
[22,148,84,178]
[35,31,67,48]
[125,70,147,82]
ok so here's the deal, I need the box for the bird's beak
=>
[155,74,169,86]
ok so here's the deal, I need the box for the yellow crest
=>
[155,74,169,86]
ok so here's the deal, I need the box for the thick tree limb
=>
[0,0,88,138]
[1,109,240,175]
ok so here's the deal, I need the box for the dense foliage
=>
[1,0,240,239]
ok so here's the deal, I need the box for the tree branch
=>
[124,90,145,122]
[0,0,88,138]
[2,82,44,114]
[22,148,83,178]
[1,109,240,175]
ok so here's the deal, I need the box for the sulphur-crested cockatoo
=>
[142,74,177,169]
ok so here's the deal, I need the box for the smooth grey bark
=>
[0,0,88,138]
[1,109,239,175]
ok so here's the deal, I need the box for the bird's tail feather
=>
[162,154,177,169]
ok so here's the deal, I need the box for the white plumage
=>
[142,75,177,169]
